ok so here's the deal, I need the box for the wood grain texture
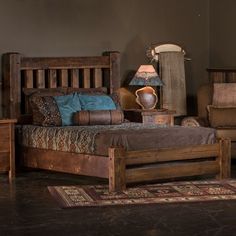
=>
[0,119,17,180]
[108,147,126,192]
[21,147,109,178]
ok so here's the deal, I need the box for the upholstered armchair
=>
[182,83,236,157]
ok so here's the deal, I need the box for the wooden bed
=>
[2,52,231,192]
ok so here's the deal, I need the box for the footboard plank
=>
[126,161,219,183]
[126,144,219,165]
[21,147,109,178]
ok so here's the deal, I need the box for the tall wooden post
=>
[108,147,126,192]
[218,138,231,179]
[2,53,21,119]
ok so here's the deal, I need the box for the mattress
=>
[17,123,216,156]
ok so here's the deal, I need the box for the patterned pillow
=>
[30,95,62,126]
[30,93,81,126]
[213,83,236,107]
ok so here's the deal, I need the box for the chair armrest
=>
[181,116,209,127]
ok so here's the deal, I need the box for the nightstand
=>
[124,109,175,126]
[0,119,17,181]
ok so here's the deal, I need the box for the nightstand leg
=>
[9,123,15,181]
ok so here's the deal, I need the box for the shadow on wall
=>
[119,36,149,109]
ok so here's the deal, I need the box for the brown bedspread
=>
[17,123,216,156]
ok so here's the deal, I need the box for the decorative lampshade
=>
[129,65,163,110]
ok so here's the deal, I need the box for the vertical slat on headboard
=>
[36,70,45,88]
[48,69,57,88]
[24,70,33,88]
[94,68,102,87]
[71,69,79,88]
[83,69,90,88]
[59,69,68,87]
[23,70,34,113]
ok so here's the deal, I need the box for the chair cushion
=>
[208,105,236,128]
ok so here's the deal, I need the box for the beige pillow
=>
[212,83,236,107]
[207,105,236,128]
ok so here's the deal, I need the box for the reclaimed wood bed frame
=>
[2,52,231,192]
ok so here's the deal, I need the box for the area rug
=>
[48,179,236,208]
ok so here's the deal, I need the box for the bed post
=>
[108,147,126,192]
[2,53,21,119]
[218,138,231,179]
[103,51,120,94]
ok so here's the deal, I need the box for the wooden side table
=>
[0,119,17,181]
[124,109,175,126]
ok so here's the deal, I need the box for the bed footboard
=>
[108,138,231,192]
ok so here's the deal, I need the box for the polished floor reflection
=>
[1,165,236,236]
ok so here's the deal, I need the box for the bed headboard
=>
[2,51,120,123]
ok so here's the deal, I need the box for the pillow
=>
[207,105,236,128]
[23,88,67,97]
[23,88,67,114]
[212,83,236,107]
[73,110,124,125]
[30,95,62,126]
[30,93,81,126]
[54,93,81,126]
[78,94,116,110]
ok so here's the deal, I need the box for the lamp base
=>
[135,86,158,110]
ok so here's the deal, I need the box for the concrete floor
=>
[1,166,236,236]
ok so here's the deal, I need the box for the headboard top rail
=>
[20,56,111,70]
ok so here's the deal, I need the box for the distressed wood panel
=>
[126,161,219,183]
[71,69,79,88]
[23,70,33,88]
[94,68,102,87]
[48,69,57,88]
[36,70,45,88]
[59,69,68,87]
[126,144,219,165]
[83,68,90,88]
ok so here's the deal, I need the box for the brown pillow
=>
[29,95,62,126]
[23,88,67,96]
[73,110,124,125]
[212,83,236,107]
[207,105,236,128]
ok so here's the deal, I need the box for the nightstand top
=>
[124,109,175,115]
[0,119,17,124]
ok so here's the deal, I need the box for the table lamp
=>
[129,65,164,110]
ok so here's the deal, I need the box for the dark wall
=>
[209,0,236,67]
[0,0,209,116]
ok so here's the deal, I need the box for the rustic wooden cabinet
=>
[124,109,175,126]
[0,119,17,181]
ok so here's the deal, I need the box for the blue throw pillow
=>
[78,94,116,111]
[54,93,81,126]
